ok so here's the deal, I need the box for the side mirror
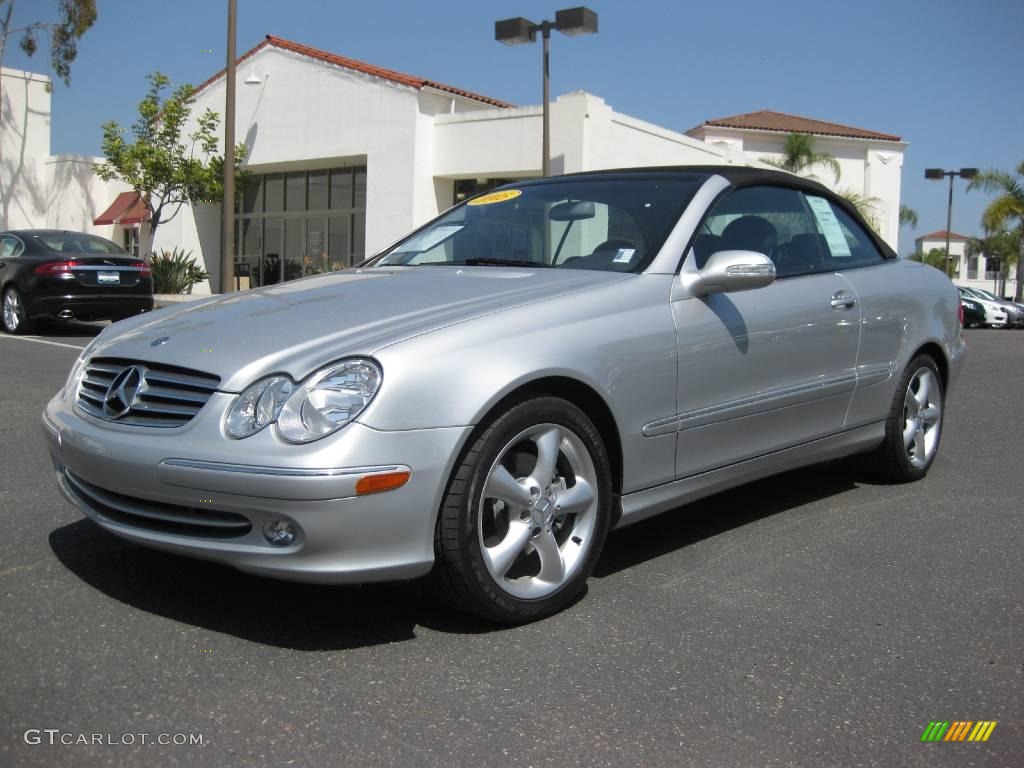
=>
[694,250,775,296]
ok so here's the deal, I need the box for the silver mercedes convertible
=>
[42,166,965,624]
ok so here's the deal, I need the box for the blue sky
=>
[5,0,1022,254]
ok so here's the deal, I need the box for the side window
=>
[803,195,884,269]
[695,186,823,278]
[0,235,23,258]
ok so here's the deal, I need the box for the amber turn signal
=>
[355,470,411,496]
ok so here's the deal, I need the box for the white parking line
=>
[0,335,87,350]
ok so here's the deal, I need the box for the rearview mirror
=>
[694,250,775,296]
[549,200,595,222]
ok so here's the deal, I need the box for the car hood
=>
[90,266,630,391]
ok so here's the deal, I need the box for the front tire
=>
[430,396,613,624]
[2,287,34,334]
[863,355,944,482]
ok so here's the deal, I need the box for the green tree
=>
[899,204,918,229]
[967,161,1024,301]
[908,247,950,272]
[761,132,842,184]
[0,0,96,95]
[95,72,248,258]
[966,229,1019,295]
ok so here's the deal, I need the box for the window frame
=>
[804,193,886,272]
[0,234,25,258]
[685,182,892,279]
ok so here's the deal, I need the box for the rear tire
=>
[429,396,612,625]
[862,355,944,482]
[2,287,34,334]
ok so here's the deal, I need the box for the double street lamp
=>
[495,7,598,177]
[925,167,978,278]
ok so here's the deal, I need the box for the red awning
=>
[93,191,151,226]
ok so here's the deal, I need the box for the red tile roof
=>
[917,230,970,242]
[194,35,512,108]
[692,109,901,142]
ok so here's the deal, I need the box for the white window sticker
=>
[612,248,636,264]
[805,196,852,258]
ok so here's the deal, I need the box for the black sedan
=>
[0,229,153,334]
[960,296,987,328]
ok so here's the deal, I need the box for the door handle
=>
[830,291,857,310]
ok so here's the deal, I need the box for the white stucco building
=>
[2,36,908,295]
[915,229,1017,297]
[687,109,906,249]
[0,68,132,243]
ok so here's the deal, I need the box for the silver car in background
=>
[42,167,965,624]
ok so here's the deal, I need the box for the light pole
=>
[495,7,598,177]
[925,167,978,279]
[221,0,238,294]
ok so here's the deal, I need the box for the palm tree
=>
[761,133,841,184]
[966,229,1019,296]
[838,189,881,233]
[967,161,1024,301]
[899,205,918,229]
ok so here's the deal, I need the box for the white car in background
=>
[959,286,1024,328]
[957,287,1009,328]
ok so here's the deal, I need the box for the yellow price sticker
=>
[467,189,522,206]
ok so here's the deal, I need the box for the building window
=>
[236,165,367,287]
[122,228,140,258]
[967,256,978,280]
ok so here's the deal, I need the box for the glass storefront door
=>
[284,218,303,282]
[263,217,283,285]
[305,217,328,276]
[236,166,366,287]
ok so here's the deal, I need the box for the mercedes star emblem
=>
[103,365,146,419]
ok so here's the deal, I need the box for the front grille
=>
[64,470,252,539]
[76,357,220,427]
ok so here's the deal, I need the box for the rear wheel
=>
[2,287,34,334]
[863,355,943,482]
[430,396,612,624]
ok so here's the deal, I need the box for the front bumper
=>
[42,392,470,584]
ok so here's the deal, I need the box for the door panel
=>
[671,273,860,478]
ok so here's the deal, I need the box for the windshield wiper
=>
[459,258,551,268]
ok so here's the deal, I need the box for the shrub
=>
[150,248,210,294]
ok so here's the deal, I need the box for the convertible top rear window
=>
[369,176,707,273]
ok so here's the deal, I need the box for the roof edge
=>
[192,35,512,108]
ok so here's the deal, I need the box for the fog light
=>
[263,520,297,547]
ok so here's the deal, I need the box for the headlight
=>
[61,336,101,400]
[225,376,293,438]
[277,359,382,443]
[225,359,381,443]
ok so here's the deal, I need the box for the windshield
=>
[367,176,705,272]
[35,233,127,255]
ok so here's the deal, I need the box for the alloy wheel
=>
[902,367,942,469]
[478,423,599,600]
[3,290,21,332]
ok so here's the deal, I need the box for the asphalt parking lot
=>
[1,323,1021,768]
